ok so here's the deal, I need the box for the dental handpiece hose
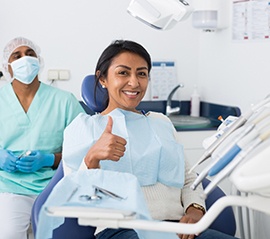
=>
[190,109,270,190]
[208,114,270,176]
[190,123,254,190]
[202,125,270,198]
[189,96,270,174]
[189,113,252,174]
[208,124,263,176]
[188,114,250,174]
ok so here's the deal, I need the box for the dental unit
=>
[203,130,270,198]
[189,95,270,174]
[190,107,270,190]
[208,115,270,176]
[190,125,254,191]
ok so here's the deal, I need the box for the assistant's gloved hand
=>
[16,150,55,173]
[0,149,17,172]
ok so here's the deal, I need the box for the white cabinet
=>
[175,130,213,171]
[175,130,233,195]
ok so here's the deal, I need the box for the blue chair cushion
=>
[81,75,108,113]
[202,178,236,236]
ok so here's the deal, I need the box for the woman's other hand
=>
[177,206,204,239]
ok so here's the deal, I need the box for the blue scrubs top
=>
[0,82,84,195]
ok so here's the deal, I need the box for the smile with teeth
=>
[123,91,139,95]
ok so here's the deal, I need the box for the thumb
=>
[104,115,113,134]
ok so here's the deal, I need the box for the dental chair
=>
[31,75,236,238]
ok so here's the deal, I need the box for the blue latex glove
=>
[0,149,17,172]
[16,150,55,173]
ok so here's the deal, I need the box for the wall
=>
[1,1,270,112]
[197,0,270,113]
[0,0,200,102]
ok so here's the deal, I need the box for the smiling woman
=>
[39,40,239,239]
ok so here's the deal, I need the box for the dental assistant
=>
[62,40,239,239]
[0,37,84,239]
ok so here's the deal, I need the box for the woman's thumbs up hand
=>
[84,116,127,169]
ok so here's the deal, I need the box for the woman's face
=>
[100,52,149,113]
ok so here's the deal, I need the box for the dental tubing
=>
[208,114,270,176]
[189,95,270,174]
[190,124,253,190]
[188,114,250,173]
[191,121,258,190]
[202,125,270,198]
[190,97,270,191]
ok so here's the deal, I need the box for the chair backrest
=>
[81,74,107,113]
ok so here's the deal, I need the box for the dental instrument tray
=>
[45,193,270,235]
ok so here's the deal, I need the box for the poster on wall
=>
[150,61,178,101]
[233,0,270,41]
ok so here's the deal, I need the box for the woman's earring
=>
[102,85,106,88]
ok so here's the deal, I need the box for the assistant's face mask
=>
[9,56,40,84]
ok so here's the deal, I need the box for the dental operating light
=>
[127,0,193,30]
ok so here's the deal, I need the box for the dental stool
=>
[31,74,236,238]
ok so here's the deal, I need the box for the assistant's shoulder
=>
[40,82,77,98]
[40,82,81,104]
[0,83,12,93]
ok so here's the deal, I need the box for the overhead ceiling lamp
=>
[127,0,193,30]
